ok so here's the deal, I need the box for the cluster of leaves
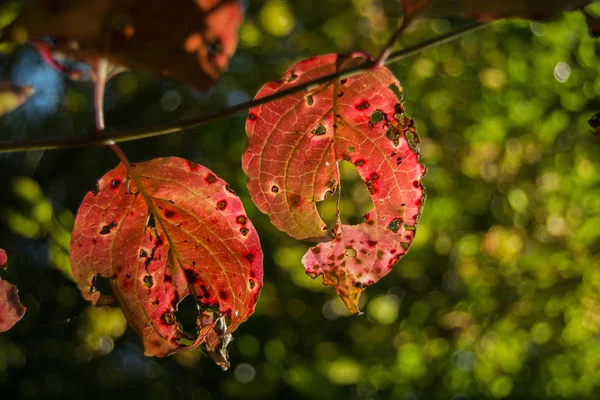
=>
[1,0,600,398]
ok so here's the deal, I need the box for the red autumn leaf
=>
[0,248,27,333]
[400,0,591,21]
[13,0,243,89]
[70,157,262,369]
[243,54,425,313]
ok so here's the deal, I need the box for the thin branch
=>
[372,12,409,69]
[0,22,489,154]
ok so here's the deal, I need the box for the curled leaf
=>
[243,54,425,313]
[0,248,27,333]
[70,157,262,368]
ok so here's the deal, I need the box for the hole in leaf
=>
[312,123,327,136]
[147,212,156,228]
[91,274,113,295]
[388,83,404,102]
[174,295,199,338]
[207,38,223,57]
[306,95,314,106]
[370,110,385,126]
[143,275,153,288]
[386,218,402,233]
[99,221,117,235]
[345,248,357,258]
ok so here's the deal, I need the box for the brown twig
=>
[0,22,489,154]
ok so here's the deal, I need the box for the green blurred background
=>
[1,0,600,399]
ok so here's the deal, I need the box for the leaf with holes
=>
[70,157,262,369]
[0,248,27,333]
[243,54,425,313]
[400,0,591,21]
[13,0,243,89]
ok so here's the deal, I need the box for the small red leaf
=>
[243,54,425,313]
[0,249,27,333]
[70,157,262,368]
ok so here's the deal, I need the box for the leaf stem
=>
[0,21,489,154]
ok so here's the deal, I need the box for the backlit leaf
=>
[70,157,262,369]
[243,54,425,313]
[0,248,26,333]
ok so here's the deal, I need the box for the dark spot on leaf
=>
[246,253,254,262]
[236,216,247,225]
[337,91,344,98]
[372,173,379,181]
[162,312,175,325]
[354,159,365,167]
[126,274,131,279]
[217,200,227,210]
[367,241,377,247]
[144,275,153,288]
[205,174,217,184]
[377,250,384,260]
[355,100,370,110]
[240,228,249,236]
[219,291,227,300]
[249,279,255,289]
[312,247,321,254]
[290,194,301,206]
[271,185,279,193]
[287,72,298,82]
[413,180,421,189]
[248,113,257,121]
[386,218,402,233]
[111,179,121,188]
[184,269,198,284]
[340,79,347,84]
[140,249,148,258]
[165,210,176,218]
[386,126,401,141]
[164,273,172,283]
[365,178,376,194]
[306,95,314,106]
[313,123,326,136]
[394,103,403,114]
[99,221,117,235]
[186,160,199,170]
[151,299,159,305]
